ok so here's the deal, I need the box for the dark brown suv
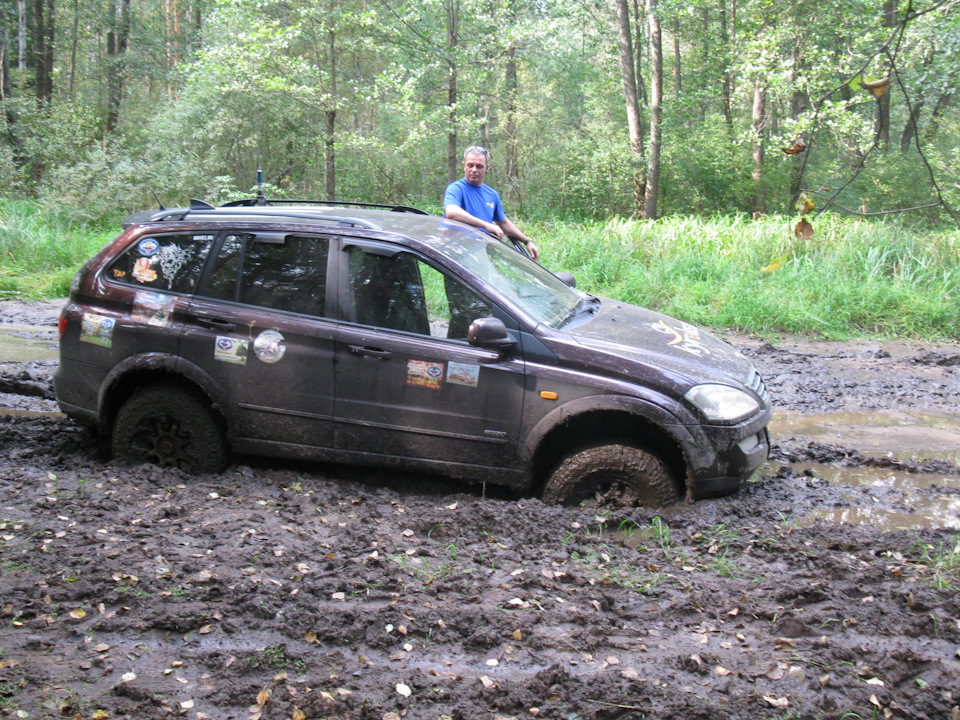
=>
[54,199,771,507]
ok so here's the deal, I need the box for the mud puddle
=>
[0,323,59,362]
[769,409,960,531]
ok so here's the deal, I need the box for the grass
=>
[2,195,958,338]
[528,213,960,340]
[0,198,115,299]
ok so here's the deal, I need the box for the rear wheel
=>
[112,385,228,474]
[542,444,680,508]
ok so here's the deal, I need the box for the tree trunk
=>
[105,0,131,136]
[324,22,337,200]
[923,91,952,142]
[719,2,732,127]
[751,81,766,216]
[33,0,55,104]
[18,0,27,71]
[69,0,79,93]
[446,0,459,183]
[504,43,519,190]
[616,0,645,216]
[876,0,897,150]
[672,15,681,100]
[644,0,662,220]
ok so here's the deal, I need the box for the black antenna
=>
[256,167,267,206]
[151,190,167,210]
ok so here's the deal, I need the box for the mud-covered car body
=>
[55,200,771,503]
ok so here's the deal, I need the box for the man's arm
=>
[444,204,504,240]
[496,217,540,261]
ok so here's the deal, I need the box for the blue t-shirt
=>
[443,178,505,223]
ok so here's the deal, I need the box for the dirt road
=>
[1,301,958,720]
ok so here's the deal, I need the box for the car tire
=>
[112,385,228,474]
[542,444,680,508]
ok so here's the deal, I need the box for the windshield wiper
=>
[557,295,600,328]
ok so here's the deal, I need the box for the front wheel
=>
[112,385,228,474]
[542,444,680,508]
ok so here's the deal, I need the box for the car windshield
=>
[441,237,585,327]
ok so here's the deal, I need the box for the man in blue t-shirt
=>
[443,146,540,260]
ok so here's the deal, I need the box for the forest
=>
[0,0,958,225]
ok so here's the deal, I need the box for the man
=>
[443,146,540,261]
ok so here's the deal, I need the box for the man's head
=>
[463,146,490,187]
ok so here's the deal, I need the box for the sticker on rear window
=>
[137,238,159,256]
[407,360,444,389]
[80,313,115,348]
[447,361,479,387]
[132,291,176,328]
[132,257,158,283]
[214,336,249,365]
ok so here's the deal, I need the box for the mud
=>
[1,303,958,720]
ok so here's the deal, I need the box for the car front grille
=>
[746,366,770,405]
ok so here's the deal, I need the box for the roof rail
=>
[219,198,429,215]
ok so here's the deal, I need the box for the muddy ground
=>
[1,300,959,720]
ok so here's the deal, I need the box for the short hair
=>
[463,146,491,165]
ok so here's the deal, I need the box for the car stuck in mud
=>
[53,199,771,506]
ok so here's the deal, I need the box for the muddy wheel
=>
[112,385,228,474]
[542,444,680,508]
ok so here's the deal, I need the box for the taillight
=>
[58,315,68,340]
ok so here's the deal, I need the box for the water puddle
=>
[0,324,58,362]
[771,409,960,465]
[769,410,960,531]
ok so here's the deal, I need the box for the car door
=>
[332,238,526,470]
[179,230,339,453]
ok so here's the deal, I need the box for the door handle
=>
[196,317,237,332]
[348,344,392,360]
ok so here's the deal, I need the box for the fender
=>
[99,352,234,435]
[522,392,711,465]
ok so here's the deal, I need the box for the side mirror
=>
[555,272,576,287]
[468,317,515,350]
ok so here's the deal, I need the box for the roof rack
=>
[220,198,429,215]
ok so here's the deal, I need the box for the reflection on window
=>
[347,248,491,340]
[201,234,329,317]
[108,234,213,294]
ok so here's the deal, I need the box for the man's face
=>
[463,153,488,186]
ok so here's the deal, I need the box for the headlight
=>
[684,384,761,423]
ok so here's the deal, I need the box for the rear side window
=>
[201,233,330,317]
[107,234,214,294]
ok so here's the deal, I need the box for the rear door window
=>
[200,232,330,317]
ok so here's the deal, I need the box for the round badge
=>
[138,238,159,256]
[254,330,286,364]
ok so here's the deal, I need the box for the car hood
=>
[545,298,757,391]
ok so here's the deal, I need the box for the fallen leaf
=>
[292,708,306,720]
[480,676,496,688]
[257,687,271,706]
[180,699,194,709]
[396,682,412,697]
[715,666,733,676]
[763,695,789,708]
[121,672,137,683]
[866,677,885,686]
[69,608,87,620]
[513,629,523,641]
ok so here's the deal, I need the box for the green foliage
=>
[531,212,960,339]
[0,199,114,298]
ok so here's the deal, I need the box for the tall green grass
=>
[1,197,957,339]
[529,214,960,340]
[0,199,116,298]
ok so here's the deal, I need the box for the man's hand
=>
[485,222,504,240]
